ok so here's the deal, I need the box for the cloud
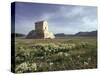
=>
[15,2,97,34]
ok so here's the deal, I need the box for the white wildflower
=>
[49,62,53,65]
[77,55,80,58]
[31,63,37,71]
[64,53,69,56]
[84,62,88,66]
[58,52,63,56]
[88,57,91,61]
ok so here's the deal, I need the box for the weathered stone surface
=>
[26,20,55,39]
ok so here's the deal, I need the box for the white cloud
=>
[15,3,97,34]
[82,17,97,30]
[59,6,84,18]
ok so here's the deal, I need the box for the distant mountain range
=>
[75,31,97,36]
[55,30,97,37]
[55,33,66,37]
[13,30,97,38]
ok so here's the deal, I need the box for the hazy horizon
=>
[13,2,97,35]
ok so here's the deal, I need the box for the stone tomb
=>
[26,20,55,39]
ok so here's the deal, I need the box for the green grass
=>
[14,37,97,73]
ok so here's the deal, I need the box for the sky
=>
[14,2,97,34]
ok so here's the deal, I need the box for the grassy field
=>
[14,37,97,73]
